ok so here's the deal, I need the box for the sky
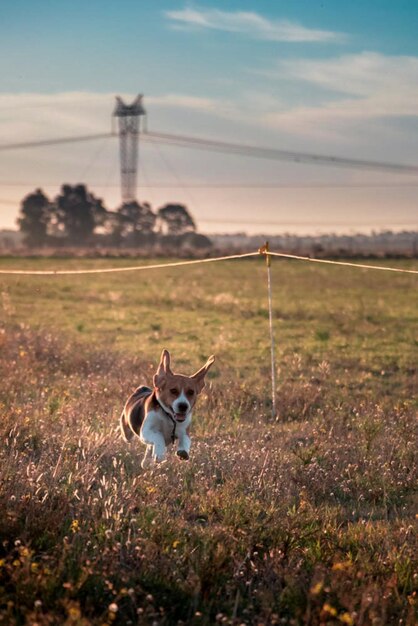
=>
[1,0,418,235]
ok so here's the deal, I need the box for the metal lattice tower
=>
[113,95,146,203]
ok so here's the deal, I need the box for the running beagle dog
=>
[120,349,215,468]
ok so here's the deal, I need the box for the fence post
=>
[260,241,277,419]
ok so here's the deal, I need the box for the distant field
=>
[0,256,417,625]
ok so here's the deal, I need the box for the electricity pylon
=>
[113,95,146,203]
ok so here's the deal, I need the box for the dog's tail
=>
[120,411,134,443]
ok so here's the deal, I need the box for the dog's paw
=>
[176,450,189,461]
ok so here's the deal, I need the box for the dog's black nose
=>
[177,402,188,413]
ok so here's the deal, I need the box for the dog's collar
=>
[154,392,177,443]
[154,393,175,419]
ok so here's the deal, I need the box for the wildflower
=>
[339,613,354,625]
[34,600,42,609]
[68,605,81,620]
[332,560,351,571]
[323,603,338,617]
[310,581,323,595]
[172,540,180,548]
[0,559,5,567]
[70,520,80,533]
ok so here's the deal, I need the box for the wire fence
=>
[1,247,416,417]
[0,249,417,275]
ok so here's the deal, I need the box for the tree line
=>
[17,184,211,249]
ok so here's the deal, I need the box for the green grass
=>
[1,256,417,377]
[0,256,417,625]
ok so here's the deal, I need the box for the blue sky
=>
[1,1,418,233]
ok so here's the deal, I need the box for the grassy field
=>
[0,256,417,625]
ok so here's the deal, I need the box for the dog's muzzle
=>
[174,402,189,421]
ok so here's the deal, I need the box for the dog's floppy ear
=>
[191,355,215,392]
[153,349,172,387]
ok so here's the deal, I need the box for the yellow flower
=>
[70,520,80,533]
[310,581,323,595]
[68,605,81,620]
[332,560,351,571]
[172,540,180,549]
[339,613,354,625]
[31,563,39,572]
[0,559,5,567]
[323,603,337,617]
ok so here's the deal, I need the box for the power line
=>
[146,134,198,209]
[77,135,113,182]
[142,130,418,176]
[1,181,418,189]
[1,127,418,176]
[1,194,414,227]
[0,132,114,151]
[198,217,418,227]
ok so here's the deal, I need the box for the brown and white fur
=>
[120,349,215,468]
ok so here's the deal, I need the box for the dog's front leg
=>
[140,425,166,464]
[176,427,191,461]
[141,414,167,464]
[151,432,167,463]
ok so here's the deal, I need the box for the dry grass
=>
[0,257,417,624]
[0,326,417,626]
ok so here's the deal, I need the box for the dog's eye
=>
[170,388,179,396]
[186,389,195,397]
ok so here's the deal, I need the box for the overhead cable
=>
[0,133,114,152]
[1,128,418,175]
[142,130,418,176]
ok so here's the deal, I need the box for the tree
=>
[157,204,196,236]
[179,232,212,249]
[17,188,51,246]
[52,184,108,244]
[115,201,156,244]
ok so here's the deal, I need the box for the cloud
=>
[280,51,418,99]
[0,92,239,145]
[260,52,418,136]
[147,93,233,115]
[1,89,417,233]
[165,6,346,43]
